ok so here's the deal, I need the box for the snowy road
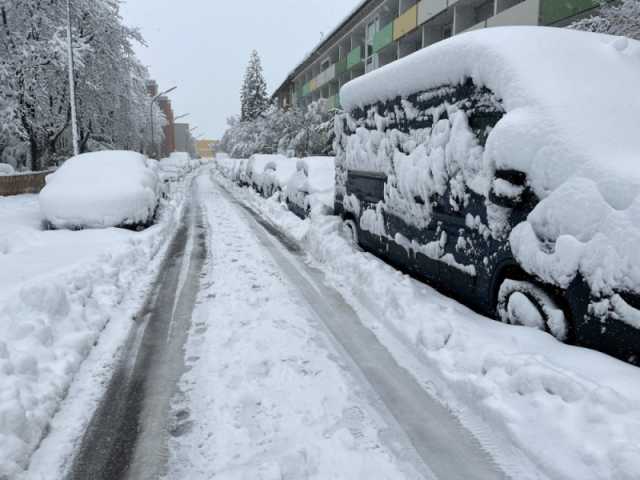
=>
[68,181,207,480]
[65,172,507,479]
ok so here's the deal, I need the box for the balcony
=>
[540,0,598,25]
[373,22,394,53]
[418,0,448,26]
[394,4,418,40]
[347,46,363,69]
[488,0,540,27]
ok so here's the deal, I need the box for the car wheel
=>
[343,219,359,247]
[497,279,568,341]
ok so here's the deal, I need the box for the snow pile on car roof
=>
[341,27,640,295]
[40,151,159,229]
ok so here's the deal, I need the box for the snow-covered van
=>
[335,27,640,364]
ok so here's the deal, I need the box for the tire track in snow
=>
[214,179,508,480]
[67,180,207,480]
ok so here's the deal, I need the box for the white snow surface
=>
[0,164,15,176]
[0,165,192,477]
[167,174,421,479]
[39,151,159,229]
[340,27,640,295]
[215,170,640,480]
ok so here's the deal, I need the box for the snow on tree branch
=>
[0,0,162,171]
[570,0,640,40]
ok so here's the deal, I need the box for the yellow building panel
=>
[309,78,318,91]
[393,5,418,41]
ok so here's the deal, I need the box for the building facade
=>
[146,80,177,158]
[273,0,600,110]
[158,96,176,158]
[174,123,197,158]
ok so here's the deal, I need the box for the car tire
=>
[497,279,568,341]
[343,219,359,247]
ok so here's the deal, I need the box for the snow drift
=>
[39,151,159,230]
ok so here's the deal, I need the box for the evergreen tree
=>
[571,0,640,40]
[240,50,269,122]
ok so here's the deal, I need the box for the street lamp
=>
[174,113,190,121]
[65,0,79,156]
[149,86,177,159]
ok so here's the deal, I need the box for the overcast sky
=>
[120,0,361,140]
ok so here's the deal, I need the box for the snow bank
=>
[0,164,15,176]
[39,151,159,230]
[0,171,191,477]
[216,172,640,480]
[340,26,640,295]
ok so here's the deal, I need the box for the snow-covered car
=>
[285,157,335,218]
[159,152,196,182]
[40,151,160,230]
[335,27,640,364]
[245,154,277,194]
[260,156,299,198]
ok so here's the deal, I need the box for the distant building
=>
[157,96,176,158]
[196,139,219,159]
[146,80,158,98]
[273,0,600,110]
[174,123,197,158]
[146,79,177,158]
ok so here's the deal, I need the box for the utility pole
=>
[66,0,79,156]
[149,86,177,159]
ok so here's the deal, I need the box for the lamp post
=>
[174,113,190,122]
[65,0,79,156]
[149,86,177,159]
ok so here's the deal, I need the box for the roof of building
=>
[272,0,376,97]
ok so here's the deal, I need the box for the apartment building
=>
[273,0,600,110]
[146,80,177,157]
[174,123,197,158]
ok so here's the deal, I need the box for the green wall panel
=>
[347,46,362,69]
[540,0,599,25]
[373,22,394,53]
[336,58,348,75]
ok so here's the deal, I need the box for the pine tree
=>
[240,50,269,122]
[571,0,640,40]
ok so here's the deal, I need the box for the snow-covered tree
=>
[240,50,269,122]
[571,0,640,40]
[220,100,338,159]
[0,0,161,170]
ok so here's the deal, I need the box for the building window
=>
[475,0,495,23]
[442,23,453,39]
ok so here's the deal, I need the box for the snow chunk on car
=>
[39,151,159,229]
